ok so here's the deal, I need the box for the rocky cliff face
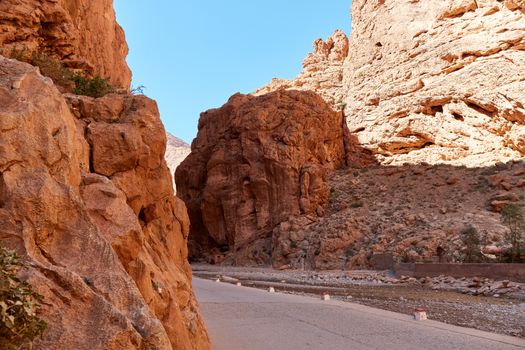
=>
[0,1,209,348]
[0,57,209,350]
[177,0,525,268]
[0,0,131,88]
[176,91,345,264]
[165,133,191,192]
[343,0,525,166]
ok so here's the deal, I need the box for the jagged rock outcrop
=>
[176,90,345,264]
[0,0,131,88]
[0,57,209,349]
[165,133,191,192]
[343,0,525,166]
[254,30,349,109]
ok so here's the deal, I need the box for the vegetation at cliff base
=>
[0,247,47,350]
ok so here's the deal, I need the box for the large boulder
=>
[176,90,346,264]
[0,56,209,350]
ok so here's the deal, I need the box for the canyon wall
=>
[179,0,525,267]
[0,1,209,349]
[0,0,131,87]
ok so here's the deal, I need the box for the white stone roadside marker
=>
[323,294,330,301]
[215,278,220,282]
[269,287,275,293]
[236,282,242,287]
[414,308,428,321]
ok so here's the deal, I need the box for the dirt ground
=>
[192,264,525,338]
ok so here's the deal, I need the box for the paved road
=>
[194,278,525,350]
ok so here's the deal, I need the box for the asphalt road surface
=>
[194,277,525,350]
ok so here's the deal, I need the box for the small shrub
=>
[349,201,363,208]
[289,241,297,249]
[0,247,47,350]
[72,74,114,98]
[130,85,146,95]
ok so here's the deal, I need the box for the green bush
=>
[0,247,47,350]
[72,74,114,98]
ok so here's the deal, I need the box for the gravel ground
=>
[192,264,525,338]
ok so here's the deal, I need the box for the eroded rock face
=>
[0,0,131,88]
[165,133,191,192]
[0,57,209,350]
[254,30,349,109]
[176,90,345,263]
[343,0,525,166]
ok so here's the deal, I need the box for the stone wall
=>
[395,263,525,282]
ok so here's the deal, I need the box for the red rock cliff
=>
[0,1,209,349]
[0,0,131,88]
[176,90,346,264]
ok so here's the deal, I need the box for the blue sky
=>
[114,1,351,143]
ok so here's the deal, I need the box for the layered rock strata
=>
[343,0,525,166]
[176,90,346,264]
[0,57,209,349]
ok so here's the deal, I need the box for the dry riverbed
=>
[192,264,525,338]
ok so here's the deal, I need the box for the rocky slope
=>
[178,0,525,267]
[0,0,131,88]
[165,133,191,192]
[0,1,209,349]
[176,91,346,264]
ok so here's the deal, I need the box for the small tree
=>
[501,204,525,262]
[0,247,47,350]
[460,225,481,263]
